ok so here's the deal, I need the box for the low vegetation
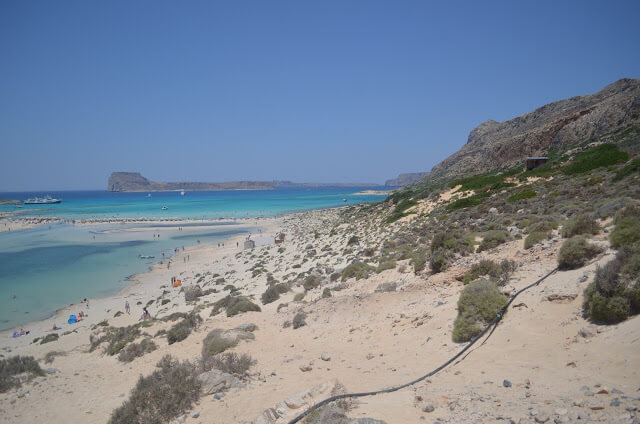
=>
[118,338,157,362]
[562,215,600,238]
[0,356,45,393]
[261,283,289,305]
[90,325,142,356]
[524,231,549,249]
[167,312,202,345]
[557,236,601,270]
[477,230,509,252]
[452,279,507,343]
[462,259,517,286]
[108,355,200,424]
[563,143,629,175]
[507,189,536,202]
[210,295,261,317]
[341,261,375,281]
[202,352,252,377]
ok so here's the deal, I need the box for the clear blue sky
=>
[1,0,639,191]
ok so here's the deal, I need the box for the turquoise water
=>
[0,188,388,330]
[0,187,387,220]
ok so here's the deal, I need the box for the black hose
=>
[287,267,559,424]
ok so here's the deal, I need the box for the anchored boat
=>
[23,195,61,204]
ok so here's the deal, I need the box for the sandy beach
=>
[0,203,638,424]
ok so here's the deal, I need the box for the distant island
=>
[107,172,380,192]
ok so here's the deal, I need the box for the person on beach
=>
[125,301,130,314]
[140,307,150,321]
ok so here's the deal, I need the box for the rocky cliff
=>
[423,78,640,184]
[385,172,430,187]
[107,172,276,192]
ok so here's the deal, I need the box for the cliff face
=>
[385,172,430,187]
[425,78,640,184]
[107,172,275,192]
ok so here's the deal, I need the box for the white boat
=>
[180,190,185,196]
[147,193,152,198]
[161,206,168,210]
[23,195,61,204]
[138,254,155,259]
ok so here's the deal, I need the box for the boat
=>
[180,190,185,196]
[138,255,155,259]
[343,198,348,202]
[23,195,61,205]
[161,206,168,210]
[147,193,152,198]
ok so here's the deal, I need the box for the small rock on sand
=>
[321,353,331,361]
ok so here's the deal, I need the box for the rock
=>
[176,414,187,423]
[356,419,387,424]
[554,408,567,416]
[579,273,588,283]
[191,411,200,419]
[578,327,595,338]
[534,413,549,423]
[503,379,512,388]
[545,293,577,303]
[589,404,605,410]
[321,353,331,361]
[489,207,499,214]
[198,370,242,394]
[604,225,615,233]
[299,364,313,372]
[213,393,226,400]
[305,244,313,250]
[236,323,258,332]
[421,401,435,412]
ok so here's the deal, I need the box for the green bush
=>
[563,143,629,175]
[507,190,537,202]
[293,292,306,302]
[292,312,307,329]
[90,325,142,355]
[40,333,59,345]
[452,280,507,342]
[557,236,601,270]
[108,355,200,424]
[322,288,331,298]
[201,352,252,377]
[210,295,261,317]
[610,216,640,248]
[302,275,323,290]
[376,259,396,273]
[562,215,600,238]
[261,283,289,305]
[524,231,549,249]
[118,338,157,362]
[347,235,360,246]
[341,261,375,281]
[462,259,517,286]
[613,158,640,182]
[429,249,447,273]
[449,174,504,192]
[446,193,488,211]
[201,329,248,356]
[0,356,45,393]
[477,230,509,252]
[386,198,418,223]
[167,312,202,345]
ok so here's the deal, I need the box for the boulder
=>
[198,370,243,394]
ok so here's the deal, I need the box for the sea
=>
[0,187,388,330]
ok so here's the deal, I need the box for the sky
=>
[1,1,639,191]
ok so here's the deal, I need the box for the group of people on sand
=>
[12,328,30,338]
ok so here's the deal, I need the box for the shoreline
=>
[0,214,284,345]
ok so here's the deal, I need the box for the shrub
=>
[302,275,323,290]
[341,261,375,281]
[322,288,331,298]
[613,158,640,182]
[108,355,200,424]
[184,285,203,302]
[376,260,396,273]
[292,312,307,329]
[347,235,359,246]
[210,295,261,317]
[43,351,66,364]
[462,259,517,286]
[449,174,504,192]
[40,333,59,345]
[386,198,418,223]
[562,215,601,238]
[161,298,171,305]
[202,352,252,377]
[261,285,281,305]
[477,230,509,252]
[293,292,306,302]
[90,325,142,355]
[452,280,507,342]
[429,249,447,273]
[411,249,428,274]
[167,312,202,345]
[446,193,487,211]
[610,216,640,248]
[201,329,243,356]
[507,190,537,202]
[563,143,629,175]
[0,356,45,393]
[557,236,601,270]
[524,231,549,249]
[118,338,157,362]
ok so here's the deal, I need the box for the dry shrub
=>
[108,355,200,424]
[184,285,203,302]
[292,312,307,329]
[452,279,507,342]
[118,338,157,362]
[0,356,45,393]
[557,236,601,270]
[202,352,252,377]
[167,312,202,345]
[562,215,601,238]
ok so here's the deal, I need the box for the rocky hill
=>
[107,173,380,192]
[107,172,276,192]
[385,172,429,187]
[422,78,640,185]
